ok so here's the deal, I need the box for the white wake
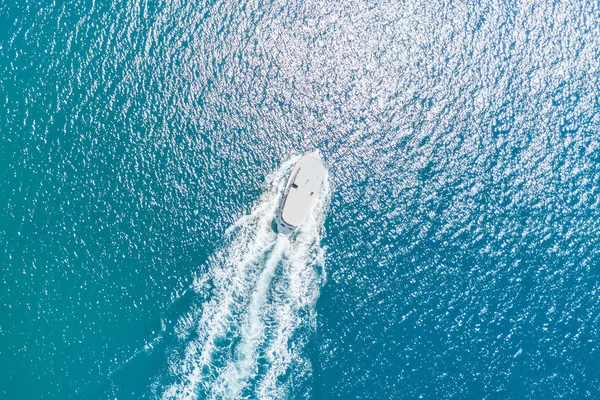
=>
[158,155,330,399]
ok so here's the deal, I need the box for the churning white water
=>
[159,156,330,399]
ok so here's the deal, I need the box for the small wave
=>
[157,155,330,399]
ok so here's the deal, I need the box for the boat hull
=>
[277,152,326,235]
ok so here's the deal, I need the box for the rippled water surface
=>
[2,0,600,398]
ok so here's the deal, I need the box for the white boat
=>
[277,151,326,235]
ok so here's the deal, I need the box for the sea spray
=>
[158,156,330,399]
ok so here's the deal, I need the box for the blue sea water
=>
[2,0,600,398]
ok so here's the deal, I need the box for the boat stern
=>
[276,213,297,235]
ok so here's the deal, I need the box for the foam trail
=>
[216,237,289,398]
[158,156,330,400]
[256,177,329,399]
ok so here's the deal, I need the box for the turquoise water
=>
[2,0,600,398]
